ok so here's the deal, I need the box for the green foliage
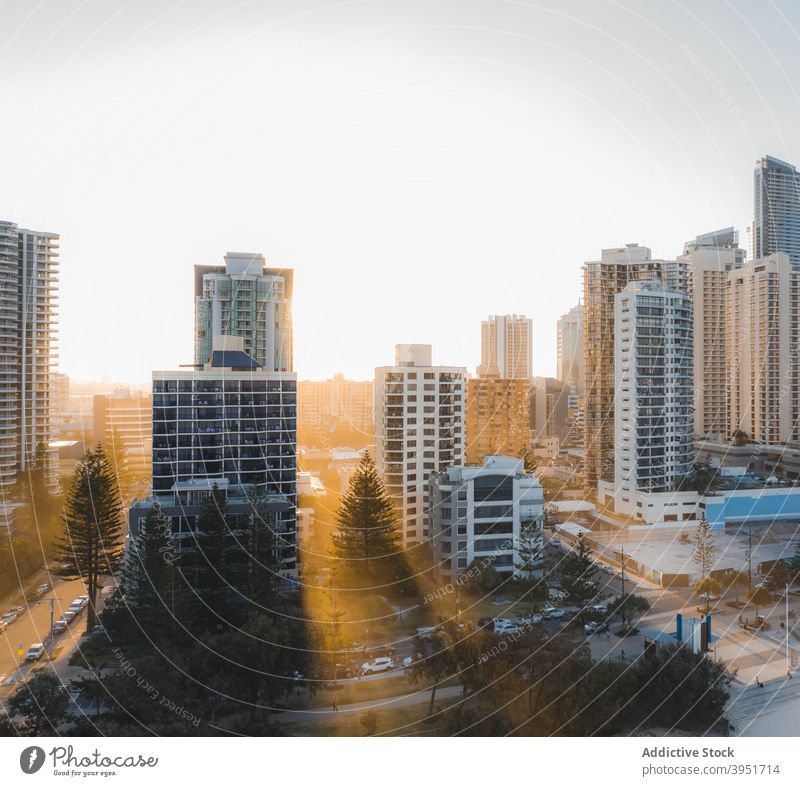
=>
[610,593,651,631]
[8,671,70,735]
[675,462,723,495]
[331,452,408,589]
[559,535,597,607]
[51,445,125,632]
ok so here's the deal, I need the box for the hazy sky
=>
[1,0,799,383]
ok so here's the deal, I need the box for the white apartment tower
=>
[375,345,465,548]
[682,228,745,440]
[479,314,533,379]
[194,252,293,372]
[583,244,689,486]
[556,303,583,396]
[614,280,694,515]
[0,220,60,490]
[726,253,799,444]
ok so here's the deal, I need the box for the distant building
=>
[93,389,152,475]
[465,376,531,465]
[726,253,799,444]
[194,252,293,372]
[753,155,800,266]
[51,373,71,425]
[136,336,298,575]
[429,455,544,580]
[0,220,60,492]
[582,244,690,486]
[556,303,583,396]
[375,344,465,548]
[478,314,533,379]
[531,377,569,444]
[682,228,745,440]
[298,374,373,432]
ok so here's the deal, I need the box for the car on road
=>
[542,605,566,619]
[62,610,78,625]
[75,595,89,608]
[1,613,15,626]
[401,656,414,669]
[9,606,24,618]
[361,657,394,675]
[52,619,68,635]
[698,592,720,602]
[25,643,45,662]
[551,538,563,547]
[497,624,523,635]
[36,583,50,596]
[591,604,608,615]
[584,621,601,634]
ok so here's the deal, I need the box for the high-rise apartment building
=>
[478,314,533,379]
[0,220,60,490]
[134,336,298,574]
[429,455,543,580]
[613,280,694,516]
[682,228,745,441]
[465,377,531,465]
[556,303,583,396]
[583,244,689,486]
[726,253,799,445]
[194,252,293,372]
[93,389,153,476]
[298,374,374,432]
[531,377,570,443]
[753,156,800,267]
[51,372,71,425]
[375,344,465,548]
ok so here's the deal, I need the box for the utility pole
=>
[787,583,791,677]
[620,546,627,630]
[48,598,55,656]
[747,529,753,591]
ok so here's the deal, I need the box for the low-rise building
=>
[429,454,544,580]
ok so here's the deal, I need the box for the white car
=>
[361,657,394,675]
[584,621,601,634]
[25,643,45,662]
[401,656,414,669]
[36,583,50,596]
[591,604,608,614]
[52,619,68,635]
[62,610,78,624]
[1,612,17,626]
[74,595,89,608]
[498,625,523,635]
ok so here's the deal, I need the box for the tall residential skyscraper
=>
[478,314,532,379]
[583,244,689,486]
[134,335,298,574]
[613,280,693,516]
[194,252,293,372]
[753,156,800,267]
[726,253,799,445]
[93,389,153,477]
[0,220,60,490]
[556,303,583,396]
[465,376,531,465]
[531,377,570,443]
[375,345,465,548]
[682,228,745,440]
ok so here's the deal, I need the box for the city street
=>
[0,577,90,696]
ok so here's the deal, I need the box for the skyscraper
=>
[613,280,693,516]
[374,345,465,548]
[133,335,298,574]
[0,220,60,491]
[194,252,293,372]
[556,303,583,396]
[726,253,799,445]
[465,376,531,465]
[753,156,800,267]
[583,244,689,486]
[297,374,374,432]
[682,228,745,440]
[478,314,532,379]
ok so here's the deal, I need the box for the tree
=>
[186,486,234,631]
[610,593,651,632]
[559,535,597,609]
[516,523,543,581]
[746,585,772,618]
[691,521,717,614]
[359,709,378,736]
[727,570,750,604]
[732,429,750,447]
[407,625,462,718]
[51,446,125,632]
[331,452,407,587]
[763,560,800,594]
[8,671,70,735]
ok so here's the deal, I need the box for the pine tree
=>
[52,446,125,632]
[185,486,233,631]
[245,505,279,612]
[559,534,597,609]
[331,452,405,587]
[125,502,176,630]
[692,521,717,614]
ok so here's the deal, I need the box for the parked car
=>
[52,619,68,635]
[74,595,89,608]
[1,613,16,626]
[361,657,394,675]
[591,604,608,614]
[497,625,523,635]
[698,592,720,602]
[551,538,563,547]
[62,610,78,625]
[584,621,601,634]
[25,643,45,662]
[36,583,50,596]
[401,656,414,669]
[544,606,566,619]
[9,606,24,617]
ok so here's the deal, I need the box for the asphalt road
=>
[0,577,89,692]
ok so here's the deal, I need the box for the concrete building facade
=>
[465,376,531,465]
[375,344,465,547]
[478,314,533,379]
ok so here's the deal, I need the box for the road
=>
[0,577,89,694]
